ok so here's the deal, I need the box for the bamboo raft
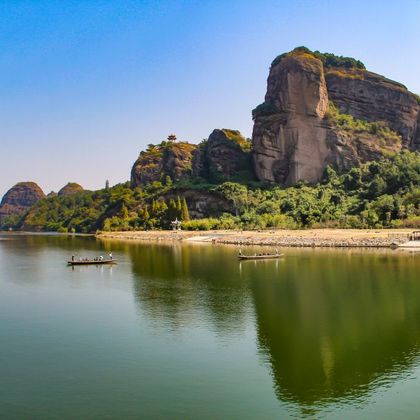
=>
[67,259,117,266]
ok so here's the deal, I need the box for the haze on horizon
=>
[1,0,419,198]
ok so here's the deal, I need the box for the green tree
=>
[368,175,387,199]
[181,197,190,221]
[167,198,178,222]
[121,204,129,219]
[176,196,182,214]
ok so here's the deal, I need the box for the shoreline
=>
[96,229,415,248]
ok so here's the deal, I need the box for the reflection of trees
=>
[0,233,107,253]
[121,242,250,334]
[10,233,420,412]
[249,251,420,409]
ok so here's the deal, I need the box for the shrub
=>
[390,216,420,228]
[252,101,280,119]
[182,218,219,231]
[271,46,365,70]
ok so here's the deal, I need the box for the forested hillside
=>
[5,151,417,233]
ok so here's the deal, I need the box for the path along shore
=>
[97,229,416,248]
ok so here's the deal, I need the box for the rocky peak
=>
[192,129,253,182]
[265,50,328,118]
[252,47,415,186]
[58,183,84,196]
[0,182,45,220]
[131,141,198,187]
[253,48,330,185]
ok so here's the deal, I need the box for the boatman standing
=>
[109,252,113,260]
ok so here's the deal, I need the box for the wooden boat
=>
[67,259,117,266]
[238,253,283,260]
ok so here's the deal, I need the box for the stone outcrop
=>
[252,50,330,185]
[162,188,232,219]
[252,47,419,185]
[131,142,197,187]
[192,129,253,181]
[58,183,84,196]
[325,69,420,149]
[414,109,420,150]
[0,182,45,221]
[131,130,253,187]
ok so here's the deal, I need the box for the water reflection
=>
[245,251,420,410]
[3,234,420,414]
[121,242,252,336]
[116,241,420,410]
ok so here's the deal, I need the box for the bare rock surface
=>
[253,51,330,185]
[0,182,45,220]
[162,188,233,219]
[192,129,253,181]
[252,48,420,185]
[325,69,420,149]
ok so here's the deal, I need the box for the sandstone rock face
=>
[0,182,45,221]
[252,52,330,185]
[58,183,84,196]
[162,143,197,182]
[163,188,232,219]
[132,131,253,187]
[131,142,197,187]
[414,111,420,150]
[325,128,400,173]
[192,129,253,181]
[252,48,416,185]
[325,70,420,149]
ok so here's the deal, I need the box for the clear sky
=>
[1,0,419,198]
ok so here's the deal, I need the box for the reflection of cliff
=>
[124,243,250,334]
[249,251,420,408]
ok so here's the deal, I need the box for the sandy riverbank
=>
[97,229,415,248]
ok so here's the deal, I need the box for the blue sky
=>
[1,0,419,197]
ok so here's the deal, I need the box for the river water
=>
[1,233,420,419]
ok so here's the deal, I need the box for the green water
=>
[1,234,420,419]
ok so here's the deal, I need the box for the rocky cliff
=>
[131,129,252,187]
[192,129,253,182]
[325,69,419,149]
[162,188,233,219]
[252,47,419,185]
[131,142,197,187]
[0,182,45,222]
